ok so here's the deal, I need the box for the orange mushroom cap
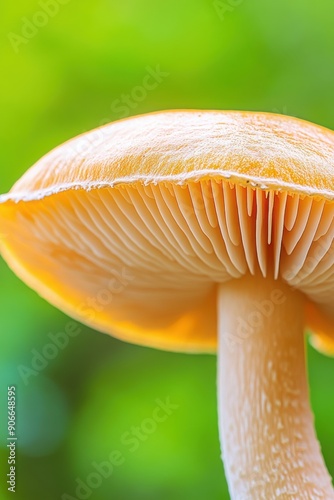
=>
[1,110,334,353]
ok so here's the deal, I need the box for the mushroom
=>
[1,110,334,498]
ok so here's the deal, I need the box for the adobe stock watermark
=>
[109,65,169,120]
[61,397,179,500]
[70,64,169,158]
[213,0,245,21]
[272,106,289,116]
[284,229,334,288]
[221,228,334,352]
[17,267,134,385]
[222,288,287,352]
[7,0,71,54]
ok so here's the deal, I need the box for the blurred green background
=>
[1,0,334,499]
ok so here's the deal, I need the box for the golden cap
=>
[1,110,334,353]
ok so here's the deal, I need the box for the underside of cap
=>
[1,178,334,353]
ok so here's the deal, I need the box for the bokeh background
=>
[1,1,334,499]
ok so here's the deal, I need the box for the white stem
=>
[217,273,334,499]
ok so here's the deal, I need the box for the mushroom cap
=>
[1,110,334,353]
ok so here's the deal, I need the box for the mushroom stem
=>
[217,273,334,499]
